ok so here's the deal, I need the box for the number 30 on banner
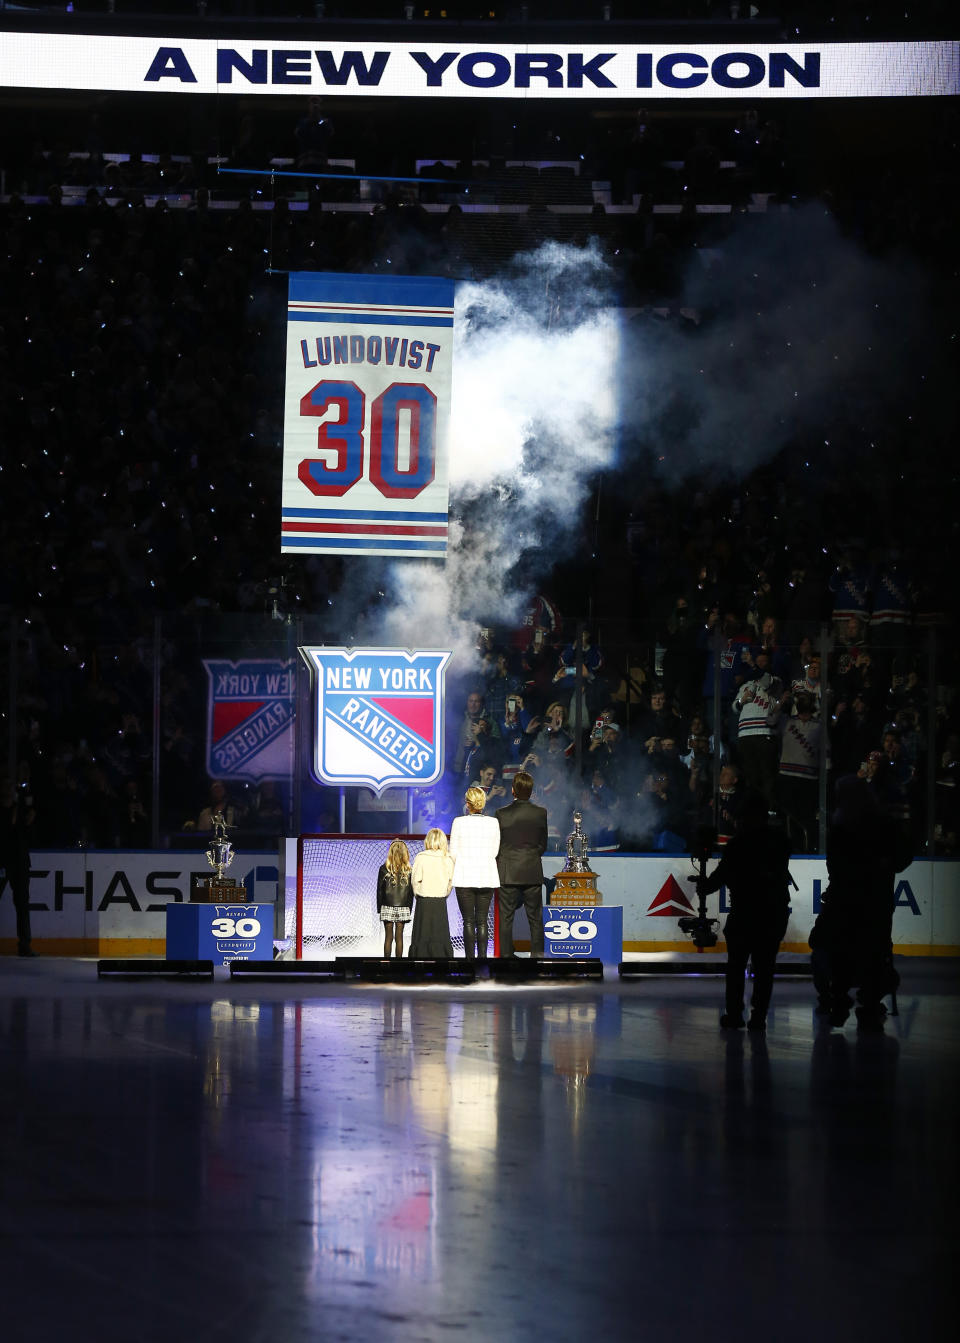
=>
[297,378,437,500]
[211,917,262,938]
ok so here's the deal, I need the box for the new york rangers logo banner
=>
[281,272,454,559]
[301,646,451,793]
[204,659,295,781]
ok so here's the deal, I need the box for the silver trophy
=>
[205,812,235,882]
[565,810,591,872]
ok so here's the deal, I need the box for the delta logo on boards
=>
[647,875,696,917]
[301,645,450,794]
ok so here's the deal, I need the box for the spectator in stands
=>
[753,614,792,684]
[477,763,508,814]
[197,780,243,832]
[531,701,573,759]
[640,768,688,851]
[792,652,828,714]
[484,647,521,723]
[832,613,872,693]
[685,736,714,833]
[698,608,752,732]
[870,549,913,649]
[829,545,872,639]
[607,653,645,720]
[250,780,285,833]
[887,666,926,718]
[0,99,955,861]
[777,692,824,852]
[732,655,783,803]
[532,727,575,818]
[556,629,604,730]
[890,706,923,775]
[497,690,537,774]
[681,714,713,767]
[452,690,501,777]
[781,558,824,641]
[517,622,559,715]
[655,732,690,799]
[584,769,620,849]
[587,721,629,793]
[880,727,916,840]
[637,685,686,756]
[831,691,880,778]
[79,765,118,849]
[712,762,745,846]
[661,596,702,715]
[117,779,150,848]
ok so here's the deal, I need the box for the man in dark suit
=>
[495,770,548,958]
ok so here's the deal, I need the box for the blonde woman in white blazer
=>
[449,785,501,961]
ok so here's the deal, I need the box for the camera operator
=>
[809,774,913,1030]
[696,792,792,1031]
[0,777,37,957]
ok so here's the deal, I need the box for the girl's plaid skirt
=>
[379,905,412,923]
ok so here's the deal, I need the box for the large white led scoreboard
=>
[0,34,957,99]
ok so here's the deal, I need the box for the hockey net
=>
[292,834,471,959]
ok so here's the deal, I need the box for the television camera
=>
[680,824,720,951]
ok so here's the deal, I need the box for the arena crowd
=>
[0,30,956,854]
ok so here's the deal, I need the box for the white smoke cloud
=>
[619,202,926,480]
[353,205,923,662]
[360,239,621,663]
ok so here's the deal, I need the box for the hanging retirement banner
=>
[281,272,453,559]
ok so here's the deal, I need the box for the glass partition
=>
[2,604,955,858]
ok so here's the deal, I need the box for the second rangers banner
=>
[281,271,453,559]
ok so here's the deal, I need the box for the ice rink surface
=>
[0,957,956,1343]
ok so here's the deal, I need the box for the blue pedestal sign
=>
[166,903,274,967]
[543,906,623,963]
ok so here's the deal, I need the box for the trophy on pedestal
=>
[550,810,602,907]
[199,812,244,903]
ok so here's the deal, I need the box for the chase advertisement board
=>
[300,645,450,794]
[3,851,958,956]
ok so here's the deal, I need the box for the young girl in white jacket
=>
[409,828,455,958]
